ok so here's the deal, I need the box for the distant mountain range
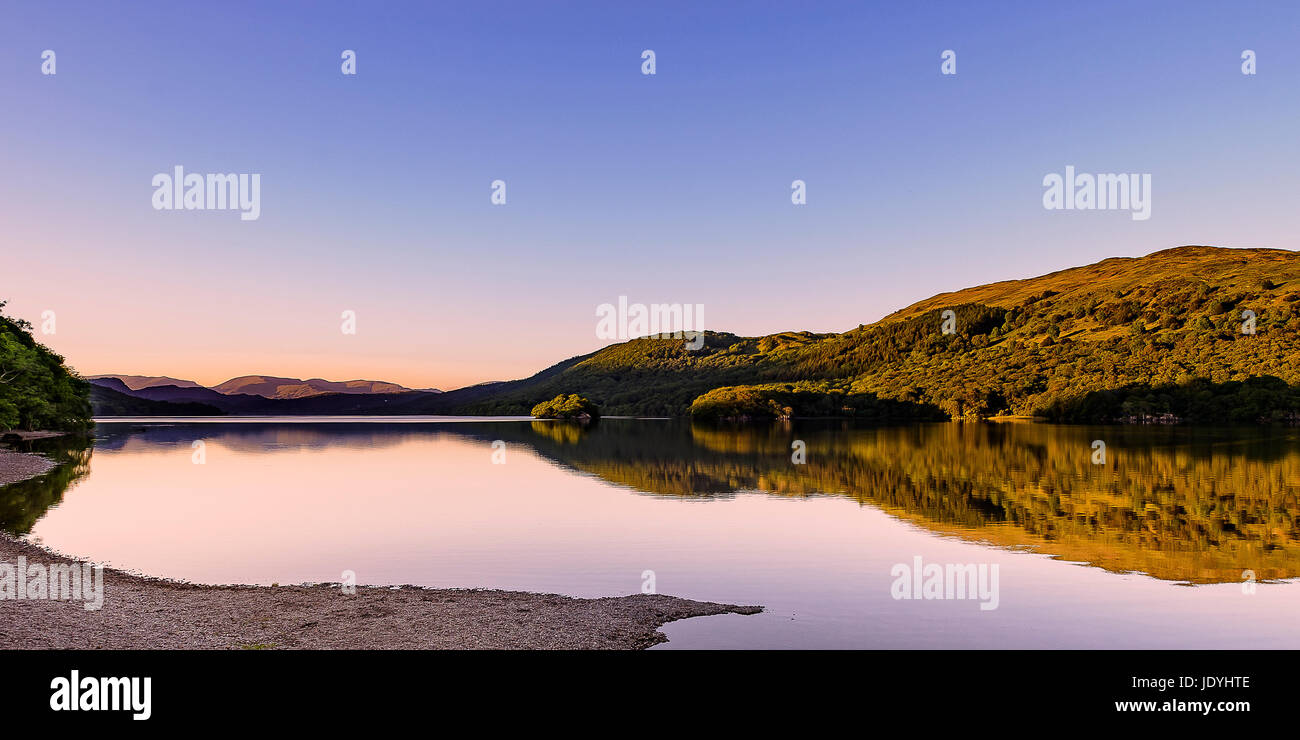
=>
[91,374,439,399]
[88,374,445,417]
[89,375,203,391]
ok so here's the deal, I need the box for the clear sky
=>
[3,0,1298,390]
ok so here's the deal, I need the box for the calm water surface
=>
[4,417,1299,649]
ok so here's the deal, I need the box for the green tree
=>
[0,301,92,431]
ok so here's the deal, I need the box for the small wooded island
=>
[530,394,600,420]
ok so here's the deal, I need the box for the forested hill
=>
[0,302,92,431]
[438,246,1300,422]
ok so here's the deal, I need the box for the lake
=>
[4,417,1299,648]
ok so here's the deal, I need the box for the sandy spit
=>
[0,448,56,487]
[0,448,760,649]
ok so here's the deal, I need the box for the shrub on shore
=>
[690,382,945,422]
[1041,375,1300,424]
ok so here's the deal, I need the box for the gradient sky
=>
[3,0,1299,390]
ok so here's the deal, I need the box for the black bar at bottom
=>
[1,649,1283,727]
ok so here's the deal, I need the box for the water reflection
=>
[0,435,92,535]
[5,419,1298,585]
[508,421,1300,584]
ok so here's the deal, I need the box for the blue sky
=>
[2,0,1298,387]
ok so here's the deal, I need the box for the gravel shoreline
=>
[0,448,56,487]
[0,447,761,649]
